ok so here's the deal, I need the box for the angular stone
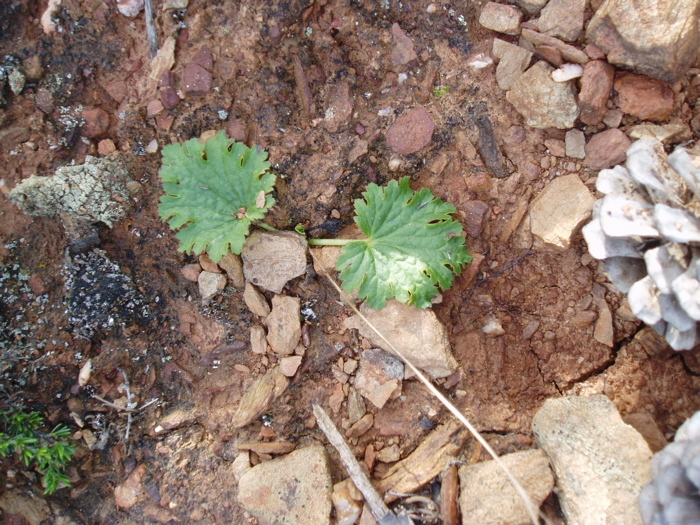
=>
[197,271,226,304]
[0,127,30,150]
[506,61,580,129]
[544,138,566,157]
[533,395,652,525]
[461,200,490,238]
[376,444,401,463]
[520,28,590,64]
[390,23,417,66]
[459,450,554,525]
[565,129,586,159]
[114,464,147,509]
[160,86,180,109]
[347,387,366,424]
[182,62,212,96]
[344,301,458,379]
[244,282,270,317]
[593,296,614,347]
[81,107,110,138]
[585,128,632,170]
[105,80,128,103]
[534,44,564,67]
[530,174,595,250]
[191,46,213,72]
[614,72,675,122]
[218,252,246,289]
[231,367,288,428]
[515,0,548,14]
[385,106,435,155]
[536,0,586,41]
[266,295,302,356]
[492,39,533,91]
[479,2,523,35]
[241,231,308,294]
[279,355,302,377]
[250,325,269,354]
[332,480,363,525]
[324,80,354,133]
[346,413,374,438]
[238,446,332,525]
[578,60,615,126]
[587,0,700,83]
[354,348,404,409]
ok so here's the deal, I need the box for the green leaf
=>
[158,131,276,262]
[337,177,472,309]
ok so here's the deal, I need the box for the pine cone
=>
[582,139,700,350]
[639,411,700,524]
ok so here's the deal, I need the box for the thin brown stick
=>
[144,0,158,59]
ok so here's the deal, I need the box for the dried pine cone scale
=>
[582,139,700,350]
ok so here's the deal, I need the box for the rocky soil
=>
[1,0,700,523]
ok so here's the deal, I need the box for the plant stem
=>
[255,222,278,232]
[307,238,352,246]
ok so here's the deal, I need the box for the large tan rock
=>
[587,0,700,83]
[241,231,307,293]
[530,174,595,250]
[344,301,457,378]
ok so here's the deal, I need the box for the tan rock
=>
[536,0,586,41]
[492,39,533,91]
[346,413,374,438]
[266,295,302,356]
[218,252,246,289]
[231,367,289,428]
[376,444,401,463]
[241,231,308,293]
[198,271,226,304]
[332,479,363,525]
[354,349,403,409]
[114,464,147,509]
[344,301,458,379]
[279,355,303,377]
[244,282,270,317]
[530,174,595,250]
[478,2,523,35]
[520,28,589,64]
[250,325,269,354]
[198,253,221,273]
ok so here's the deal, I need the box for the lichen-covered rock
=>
[639,410,700,524]
[582,139,700,350]
[8,155,132,236]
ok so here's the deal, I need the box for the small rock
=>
[116,0,144,17]
[482,317,505,336]
[114,464,147,509]
[603,108,624,128]
[28,274,47,295]
[533,395,652,525]
[614,72,675,122]
[146,99,164,117]
[81,108,110,138]
[105,80,128,103]
[515,0,548,14]
[459,450,554,525]
[586,0,700,83]
[160,86,180,109]
[198,271,226,304]
[347,387,367,424]
[332,479,364,525]
[344,301,458,379]
[250,325,269,354]
[544,138,566,157]
[478,2,523,35]
[231,367,289,428]
[534,44,564,67]
[385,106,435,155]
[585,128,632,170]
[329,383,345,414]
[180,263,201,282]
[238,446,333,525]
[506,61,580,129]
[279,355,302,377]
[97,139,117,156]
[156,408,196,431]
[324,80,354,133]
[266,295,302,356]
[391,23,417,66]
[24,55,43,80]
[145,139,158,154]
[492,39,533,91]
[182,62,212,96]
[232,451,251,482]
[191,46,213,72]
[8,69,25,96]
[376,444,401,463]
[461,200,490,238]
[565,129,586,159]
[218,252,246,289]
[244,283,270,317]
[536,0,586,41]
[238,441,296,455]
[226,118,247,141]
[520,28,589,64]
[593,296,614,347]
[354,348,404,409]
[241,231,308,294]
[347,413,374,438]
[628,123,689,144]
[530,174,595,250]
[578,60,615,126]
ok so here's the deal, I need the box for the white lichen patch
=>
[8,155,132,232]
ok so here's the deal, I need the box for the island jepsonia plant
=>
[0,408,75,495]
[158,133,471,309]
[158,131,276,262]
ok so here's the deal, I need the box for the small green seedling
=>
[158,131,276,262]
[310,177,471,309]
[433,85,451,98]
[0,408,75,495]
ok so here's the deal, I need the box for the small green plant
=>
[0,408,75,495]
[158,131,276,262]
[433,85,451,98]
[309,177,471,309]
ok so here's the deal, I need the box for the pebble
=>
[385,106,435,155]
[104,80,128,103]
[198,271,226,304]
[97,139,117,156]
[81,108,110,138]
[515,0,548,14]
[160,86,180,109]
[231,367,288,428]
[565,129,586,159]
[544,138,566,157]
[218,252,246,289]
[478,2,523,35]
[116,0,144,17]
[354,348,404,409]
[584,43,606,60]
[530,174,595,250]
[585,128,632,170]
[520,28,589,64]
[587,0,700,83]
[266,295,302,356]
[460,200,490,237]
[492,39,533,91]
[191,46,213,72]
[344,301,458,379]
[244,282,270,317]
[506,61,580,129]
[146,99,164,117]
[533,395,652,525]
[376,444,401,463]
[237,446,332,525]
[227,118,246,141]
[347,386,366,424]
[346,413,374,438]
[250,325,269,354]
[241,231,308,294]
[614,72,675,122]
[145,139,158,154]
[459,450,554,525]
[279,355,302,377]
[182,62,212,96]
[324,80,354,133]
[534,44,564,67]
[332,479,363,525]
[578,60,615,126]
[390,23,417,66]
[536,0,586,41]
[603,108,624,128]
[593,296,614,347]
[114,464,147,508]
